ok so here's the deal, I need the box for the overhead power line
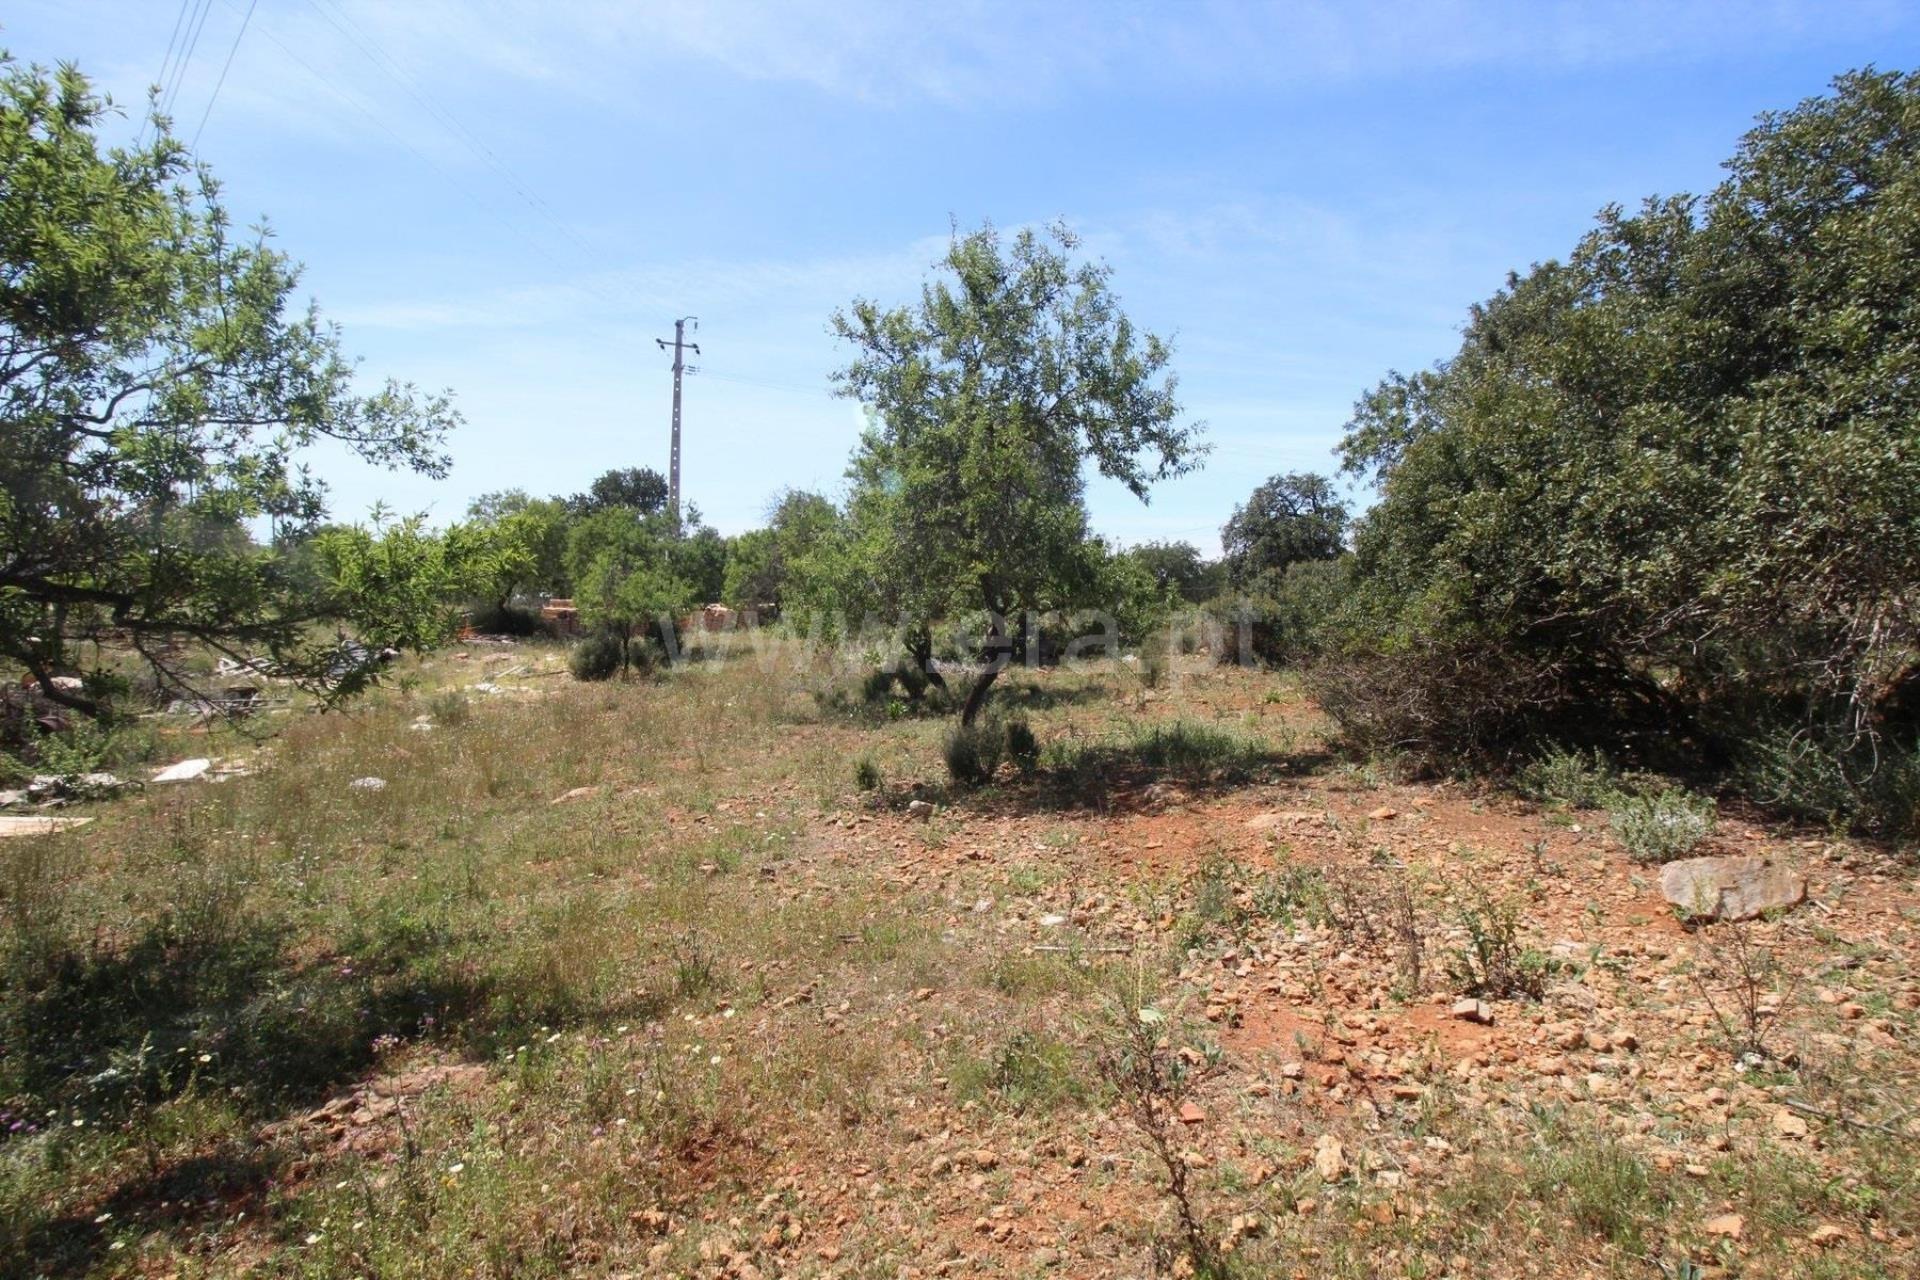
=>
[153,0,194,101]
[191,0,259,147]
[232,8,617,298]
[162,0,217,116]
[299,0,606,267]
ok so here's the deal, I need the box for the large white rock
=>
[152,758,212,783]
[1660,855,1806,922]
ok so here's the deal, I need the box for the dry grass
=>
[1,638,1914,1277]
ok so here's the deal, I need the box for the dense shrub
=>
[1315,70,1920,841]
[1731,728,1920,845]
[943,721,1005,786]
[1004,717,1040,775]
[1207,557,1352,668]
[568,631,624,682]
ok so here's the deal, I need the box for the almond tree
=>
[831,222,1205,725]
[1,58,460,714]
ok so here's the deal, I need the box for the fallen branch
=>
[1783,1096,1913,1139]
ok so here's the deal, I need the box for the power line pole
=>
[654,316,700,525]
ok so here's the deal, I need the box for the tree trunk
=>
[907,624,946,692]
[960,611,1009,727]
[960,664,1000,727]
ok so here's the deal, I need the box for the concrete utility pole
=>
[654,316,700,524]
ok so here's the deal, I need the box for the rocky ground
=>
[3,651,1914,1278]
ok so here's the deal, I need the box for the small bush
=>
[1518,746,1620,809]
[853,756,882,791]
[568,632,624,682]
[1004,717,1040,775]
[943,721,1005,786]
[816,664,953,721]
[894,660,932,701]
[858,667,896,704]
[1608,790,1716,864]
[0,715,158,784]
[426,689,472,725]
[1733,727,1920,845]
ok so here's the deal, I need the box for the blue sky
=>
[8,1,1919,551]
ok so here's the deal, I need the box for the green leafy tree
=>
[565,507,695,672]
[678,515,728,606]
[722,528,778,610]
[569,466,669,517]
[467,489,572,600]
[722,488,840,611]
[831,222,1205,724]
[0,57,458,713]
[1124,540,1223,605]
[311,514,477,678]
[1326,69,1920,837]
[1219,472,1347,590]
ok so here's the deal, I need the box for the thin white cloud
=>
[331,234,954,332]
[55,0,1912,153]
[321,0,1912,107]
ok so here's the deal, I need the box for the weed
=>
[853,755,883,791]
[1388,873,1425,996]
[671,931,721,1001]
[1006,864,1052,896]
[1523,1116,1667,1253]
[1091,975,1227,1277]
[1448,892,1555,1000]
[1517,745,1620,809]
[1609,790,1716,863]
[426,688,472,725]
[1192,855,1236,927]
[1685,918,1801,1062]
[954,1030,1089,1112]
[1248,863,1325,927]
